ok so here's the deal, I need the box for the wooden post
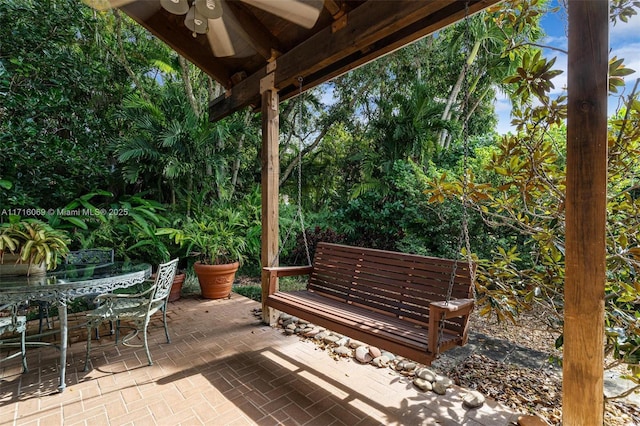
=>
[260,86,280,325]
[564,1,608,424]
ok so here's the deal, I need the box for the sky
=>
[494,1,640,134]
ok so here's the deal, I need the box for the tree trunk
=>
[179,56,200,117]
[437,39,480,149]
[280,125,330,187]
[113,11,149,102]
[231,109,253,194]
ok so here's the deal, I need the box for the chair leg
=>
[84,324,93,372]
[143,319,153,366]
[162,304,171,343]
[37,301,52,334]
[20,328,28,374]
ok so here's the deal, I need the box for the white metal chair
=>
[0,303,28,373]
[83,258,178,371]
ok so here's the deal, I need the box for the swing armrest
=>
[428,298,474,354]
[430,298,474,315]
[263,265,313,278]
[263,266,313,294]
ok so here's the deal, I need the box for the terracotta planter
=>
[193,261,239,299]
[0,253,46,276]
[168,273,186,302]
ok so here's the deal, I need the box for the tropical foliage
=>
[0,218,70,271]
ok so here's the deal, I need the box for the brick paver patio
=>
[1,293,521,425]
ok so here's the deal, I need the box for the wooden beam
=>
[260,86,280,325]
[210,0,500,121]
[226,1,284,60]
[563,1,608,425]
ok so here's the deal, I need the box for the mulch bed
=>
[462,311,640,425]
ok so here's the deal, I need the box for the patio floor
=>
[1,293,521,425]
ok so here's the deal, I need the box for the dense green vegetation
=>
[1,0,639,392]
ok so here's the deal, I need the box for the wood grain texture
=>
[260,89,280,325]
[563,1,608,424]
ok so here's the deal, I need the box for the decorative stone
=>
[416,368,437,382]
[355,346,373,363]
[314,331,328,341]
[335,337,349,347]
[432,381,448,395]
[349,340,365,349]
[369,346,382,358]
[285,323,296,330]
[462,390,485,408]
[396,360,417,372]
[381,351,395,361]
[279,313,292,322]
[333,346,352,357]
[304,327,321,337]
[323,334,340,344]
[282,318,295,327]
[372,356,390,368]
[435,377,453,388]
[413,378,433,392]
[284,328,295,335]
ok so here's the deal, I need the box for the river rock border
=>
[259,310,487,409]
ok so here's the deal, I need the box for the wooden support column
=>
[563,1,608,424]
[260,85,280,325]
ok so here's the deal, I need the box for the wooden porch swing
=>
[264,242,475,365]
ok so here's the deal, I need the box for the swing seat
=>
[265,242,475,365]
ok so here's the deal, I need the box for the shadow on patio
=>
[1,294,520,425]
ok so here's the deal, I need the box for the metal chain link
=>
[296,77,312,265]
[461,1,477,292]
[273,76,311,266]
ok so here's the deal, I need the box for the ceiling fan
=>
[84,0,324,58]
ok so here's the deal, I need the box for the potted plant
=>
[158,213,246,299]
[0,218,70,276]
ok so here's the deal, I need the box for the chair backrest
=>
[151,258,179,304]
[66,248,114,265]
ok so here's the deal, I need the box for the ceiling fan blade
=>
[82,0,137,12]
[207,17,236,57]
[240,0,323,29]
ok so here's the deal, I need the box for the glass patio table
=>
[0,262,151,391]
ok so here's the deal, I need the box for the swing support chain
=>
[272,76,312,267]
[435,1,475,356]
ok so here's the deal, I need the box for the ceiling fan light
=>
[195,0,223,19]
[185,5,208,35]
[160,0,189,15]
